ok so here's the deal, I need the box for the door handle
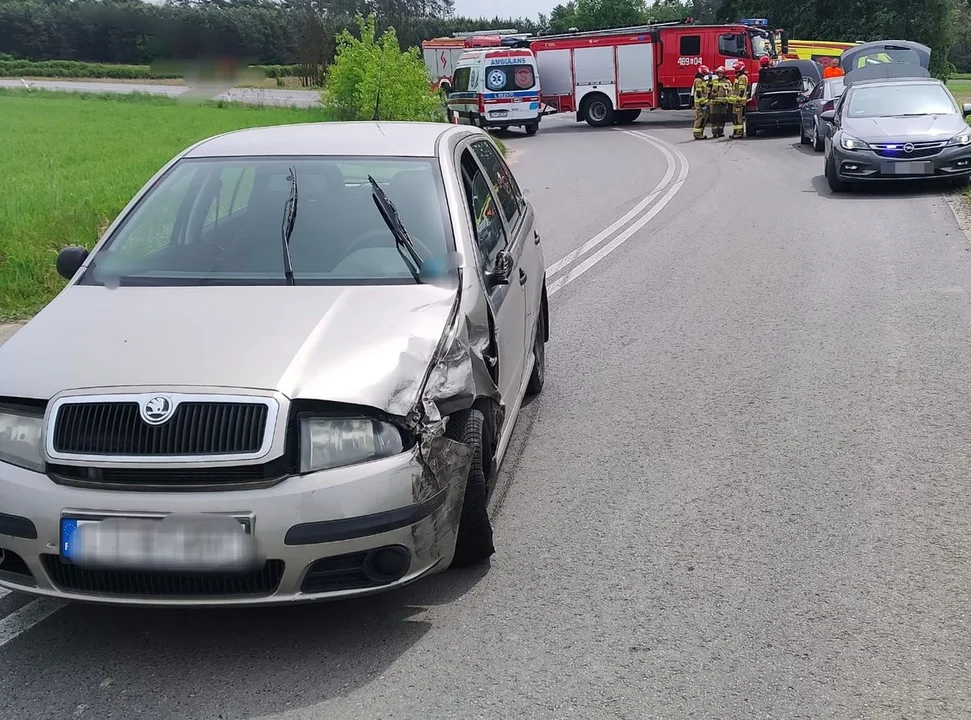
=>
[533,230,541,245]
[519,268,527,285]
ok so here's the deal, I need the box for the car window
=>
[718,33,747,58]
[471,139,524,231]
[845,83,958,118]
[679,35,701,56]
[809,82,823,101]
[824,78,845,100]
[452,66,471,92]
[460,149,507,272]
[80,157,456,287]
[484,63,536,91]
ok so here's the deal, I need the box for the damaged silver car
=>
[0,121,549,606]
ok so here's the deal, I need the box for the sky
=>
[451,0,549,21]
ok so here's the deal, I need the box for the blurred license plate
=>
[489,109,509,118]
[884,161,933,175]
[60,514,255,571]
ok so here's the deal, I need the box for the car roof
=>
[183,121,471,159]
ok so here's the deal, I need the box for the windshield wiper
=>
[280,167,298,285]
[368,175,424,283]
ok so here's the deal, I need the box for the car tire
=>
[825,152,847,193]
[800,121,810,145]
[524,122,539,136]
[745,122,757,137]
[583,94,614,127]
[446,408,495,568]
[812,120,824,152]
[526,308,547,397]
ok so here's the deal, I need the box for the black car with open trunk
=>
[745,60,821,137]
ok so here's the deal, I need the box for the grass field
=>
[0,90,332,320]
[950,78,971,104]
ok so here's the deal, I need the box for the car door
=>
[469,138,542,332]
[802,80,823,132]
[458,140,528,405]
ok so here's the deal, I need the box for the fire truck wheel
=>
[582,94,614,127]
[614,109,641,124]
[524,123,539,136]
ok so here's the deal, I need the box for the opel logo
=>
[141,395,175,425]
[903,143,915,153]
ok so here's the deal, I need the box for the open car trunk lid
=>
[755,66,803,111]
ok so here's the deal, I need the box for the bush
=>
[324,14,443,122]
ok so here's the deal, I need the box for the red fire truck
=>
[526,19,788,126]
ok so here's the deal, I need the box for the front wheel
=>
[745,122,757,137]
[524,122,539,136]
[583,95,614,127]
[825,152,848,193]
[951,176,970,189]
[799,120,810,144]
[812,120,824,152]
[445,408,495,568]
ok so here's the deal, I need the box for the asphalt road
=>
[0,78,322,107]
[3,111,971,719]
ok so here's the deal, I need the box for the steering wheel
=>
[343,229,435,264]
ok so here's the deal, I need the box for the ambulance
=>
[421,30,530,93]
[445,47,543,136]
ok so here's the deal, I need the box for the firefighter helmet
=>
[734,60,746,73]
[759,56,771,67]
[715,66,725,74]
[699,65,710,74]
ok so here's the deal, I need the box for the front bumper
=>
[0,446,467,606]
[746,108,801,129]
[831,143,971,182]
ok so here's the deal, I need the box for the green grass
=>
[950,78,971,104]
[0,59,304,81]
[0,89,332,320]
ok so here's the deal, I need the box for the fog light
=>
[846,164,859,171]
[956,159,969,167]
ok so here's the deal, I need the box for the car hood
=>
[842,114,969,142]
[0,284,458,414]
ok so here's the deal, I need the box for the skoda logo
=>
[141,395,175,425]
[903,143,915,153]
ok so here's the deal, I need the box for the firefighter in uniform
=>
[730,60,749,139]
[709,66,731,138]
[692,65,711,140]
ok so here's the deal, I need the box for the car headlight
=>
[0,407,45,472]
[299,417,405,473]
[840,134,869,151]
[948,131,971,146]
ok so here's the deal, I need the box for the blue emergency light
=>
[739,18,769,27]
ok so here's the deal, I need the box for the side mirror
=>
[56,246,89,280]
[820,109,836,123]
[963,102,971,118]
[487,251,513,287]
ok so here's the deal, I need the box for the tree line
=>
[0,0,967,75]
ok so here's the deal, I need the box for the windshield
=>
[845,83,958,118]
[485,62,537,91]
[80,157,455,287]
[851,48,922,69]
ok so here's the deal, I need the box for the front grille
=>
[52,400,269,457]
[42,555,285,598]
[47,462,289,491]
[872,141,946,160]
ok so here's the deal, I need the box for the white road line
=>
[0,588,9,599]
[546,137,678,277]
[547,130,689,296]
[0,599,64,649]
